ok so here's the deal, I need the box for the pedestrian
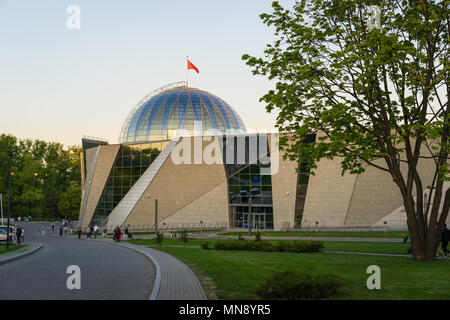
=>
[20,227,24,243]
[441,224,450,257]
[59,226,63,236]
[16,226,23,245]
[113,226,121,242]
[93,224,99,239]
[51,222,55,231]
[77,226,82,239]
[86,225,91,239]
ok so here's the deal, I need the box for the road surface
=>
[0,222,155,300]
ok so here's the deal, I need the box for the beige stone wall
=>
[302,158,357,228]
[123,137,228,227]
[78,147,98,225]
[270,132,298,230]
[161,180,229,225]
[345,147,436,227]
[81,144,120,228]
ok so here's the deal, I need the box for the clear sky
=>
[0,0,295,147]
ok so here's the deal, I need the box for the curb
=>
[0,243,43,265]
[113,242,162,300]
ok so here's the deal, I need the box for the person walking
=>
[59,225,63,237]
[93,224,99,239]
[113,227,121,243]
[51,222,55,232]
[86,225,91,239]
[20,227,24,243]
[441,224,450,257]
[77,226,82,239]
[16,226,23,245]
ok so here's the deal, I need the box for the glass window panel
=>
[298,173,309,185]
[262,175,272,185]
[132,167,140,176]
[122,156,131,167]
[131,155,140,167]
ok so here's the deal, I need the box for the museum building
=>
[78,82,449,231]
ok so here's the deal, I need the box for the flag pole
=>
[186,56,188,87]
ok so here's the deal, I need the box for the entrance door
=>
[242,213,265,229]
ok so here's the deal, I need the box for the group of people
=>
[76,224,99,239]
[113,226,122,242]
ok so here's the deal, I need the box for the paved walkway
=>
[117,242,206,300]
[51,234,207,300]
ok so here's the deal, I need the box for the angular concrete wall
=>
[270,133,299,230]
[345,146,436,227]
[123,137,228,227]
[302,158,357,228]
[80,144,120,228]
[161,180,229,225]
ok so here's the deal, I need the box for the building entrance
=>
[231,206,273,229]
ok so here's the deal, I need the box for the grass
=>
[127,238,412,255]
[0,244,24,255]
[219,231,408,238]
[153,246,450,299]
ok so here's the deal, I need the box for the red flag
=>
[187,60,199,73]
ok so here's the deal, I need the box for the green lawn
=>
[0,244,24,255]
[153,246,450,300]
[127,238,412,255]
[219,231,408,238]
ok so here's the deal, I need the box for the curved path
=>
[0,222,155,300]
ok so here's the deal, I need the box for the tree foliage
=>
[243,0,449,261]
[0,133,82,220]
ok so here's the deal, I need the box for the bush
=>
[255,271,342,299]
[290,240,324,253]
[213,240,322,253]
[155,231,164,246]
[201,241,210,250]
[275,241,291,252]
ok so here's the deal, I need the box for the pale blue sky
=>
[0,0,294,146]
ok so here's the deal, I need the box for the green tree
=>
[0,134,82,220]
[58,182,81,220]
[243,0,449,261]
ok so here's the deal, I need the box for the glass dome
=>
[120,82,246,143]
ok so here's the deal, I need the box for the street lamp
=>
[6,149,16,249]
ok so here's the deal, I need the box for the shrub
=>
[155,231,164,246]
[290,240,324,253]
[212,240,322,253]
[201,241,210,250]
[255,271,342,300]
[275,241,291,252]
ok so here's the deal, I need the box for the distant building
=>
[78,82,449,231]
